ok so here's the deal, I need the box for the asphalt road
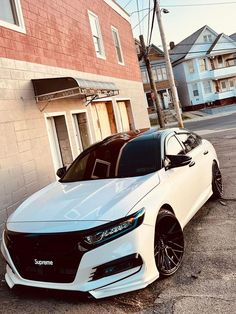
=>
[0,128,235,313]
[183,111,236,134]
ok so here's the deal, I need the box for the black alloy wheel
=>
[154,209,184,277]
[212,161,223,198]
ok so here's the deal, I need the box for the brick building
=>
[0,0,149,231]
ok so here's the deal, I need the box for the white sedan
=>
[1,128,223,299]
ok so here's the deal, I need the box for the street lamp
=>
[162,8,169,14]
[154,0,184,128]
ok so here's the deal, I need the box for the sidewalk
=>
[181,103,236,123]
[150,104,236,127]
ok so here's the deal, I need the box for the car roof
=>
[101,127,180,145]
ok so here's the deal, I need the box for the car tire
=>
[154,209,184,277]
[212,161,223,199]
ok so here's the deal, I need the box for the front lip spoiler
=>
[11,284,95,299]
[92,265,142,291]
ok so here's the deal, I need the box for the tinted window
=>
[177,133,202,153]
[61,137,161,182]
[166,136,185,155]
[118,139,159,177]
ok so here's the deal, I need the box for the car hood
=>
[7,173,159,233]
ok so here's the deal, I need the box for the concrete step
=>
[163,109,178,123]
[149,109,178,125]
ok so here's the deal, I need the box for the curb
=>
[163,109,236,127]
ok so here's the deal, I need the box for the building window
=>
[156,67,162,81]
[229,79,235,90]
[88,11,105,59]
[0,0,25,33]
[152,68,158,82]
[227,58,236,66]
[141,70,148,83]
[111,26,124,64]
[155,66,167,81]
[192,83,199,97]
[217,56,223,67]
[199,58,207,72]
[161,67,167,80]
[187,60,194,73]
[221,81,227,91]
[203,81,212,94]
[203,34,213,42]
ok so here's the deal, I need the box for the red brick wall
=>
[0,0,141,81]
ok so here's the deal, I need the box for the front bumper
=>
[1,224,159,299]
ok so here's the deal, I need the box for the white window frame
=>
[217,55,224,68]
[220,81,227,92]
[161,66,167,80]
[203,80,212,94]
[187,60,194,73]
[199,58,207,72]
[91,159,111,179]
[154,65,167,81]
[192,83,199,97]
[88,10,106,59]
[111,26,124,65]
[141,69,148,83]
[152,68,158,82]
[229,79,235,90]
[0,0,26,33]
[203,34,213,43]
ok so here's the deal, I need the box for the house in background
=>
[0,0,149,233]
[170,25,236,111]
[136,43,173,112]
[230,33,236,42]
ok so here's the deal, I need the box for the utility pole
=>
[154,0,184,128]
[139,34,165,128]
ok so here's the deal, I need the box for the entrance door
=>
[92,102,117,141]
[46,115,73,171]
[72,112,91,153]
[117,101,133,131]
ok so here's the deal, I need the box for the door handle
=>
[203,150,208,155]
[189,161,195,167]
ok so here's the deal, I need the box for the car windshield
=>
[61,136,161,182]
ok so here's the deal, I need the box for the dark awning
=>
[32,77,119,102]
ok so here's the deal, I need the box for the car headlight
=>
[78,208,145,251]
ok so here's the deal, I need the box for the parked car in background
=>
[1,128,223,298]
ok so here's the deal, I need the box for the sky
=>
[116,0,236,48]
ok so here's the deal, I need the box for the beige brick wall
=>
[0,57,149,235]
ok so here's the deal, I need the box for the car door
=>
[164,134,203,225]
[176,131,209,192]
[175,132,210,216]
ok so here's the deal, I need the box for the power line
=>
[168,47,236,54]
[163,1,236,7]
[123,0,134,9]
[141,0,145,35]
[147,0,151,44]
[148,1,156,47]
[132,8,153,30]
[146,47,236,54]
[155,42,236,47]
[130,1,236,14]
[171,42,236,46]
[136,0,142,35]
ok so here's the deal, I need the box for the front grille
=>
[5,230,83,283]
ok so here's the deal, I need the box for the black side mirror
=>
[165,154,192,169]
[56,166,67,178]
